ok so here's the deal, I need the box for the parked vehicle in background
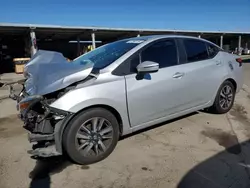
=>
[11,35,243,165]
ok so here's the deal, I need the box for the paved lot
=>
[1,65,250,188]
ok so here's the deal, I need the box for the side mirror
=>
[136,61,159,74]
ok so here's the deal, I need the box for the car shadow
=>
[177,139,250,188]
[29,156,72,188]
[199,109,218,114]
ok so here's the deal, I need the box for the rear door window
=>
[183,39,209,62]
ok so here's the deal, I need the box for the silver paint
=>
[43,35,242,136]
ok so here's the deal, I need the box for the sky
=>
[0,0,249,32]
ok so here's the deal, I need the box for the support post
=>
[220,35,223,48]
[30,30,37,56]
[91,32,96,49]
[238,35,242,55]
[24,36,30,57]
[77,36,81,56]
[215,38,219,46]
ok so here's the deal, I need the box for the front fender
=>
[50,91,129,127]
[52,99,131,154]
[50,79,131,143]
[69,97,131,134]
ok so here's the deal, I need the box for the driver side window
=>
[113,39,178,76]
[141,39,178,68]
[129,39,178,73]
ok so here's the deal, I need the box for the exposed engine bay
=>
[7,80,72,156]
[19,86,71,134]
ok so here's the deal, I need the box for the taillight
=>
[236,58,242,67]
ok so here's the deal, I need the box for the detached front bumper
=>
[8,81,75,158]
[26,114,74,158]
[19,102,74,158]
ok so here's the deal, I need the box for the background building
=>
[0,23,249,74]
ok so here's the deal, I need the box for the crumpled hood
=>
[24,50,93,95]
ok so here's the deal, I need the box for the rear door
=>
[178,38,224,105]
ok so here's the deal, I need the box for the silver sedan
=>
[17,35,243,164]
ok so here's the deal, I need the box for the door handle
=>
[216,60,222,65]
[172,72,184,78]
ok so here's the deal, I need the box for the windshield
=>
[72,39,145,69]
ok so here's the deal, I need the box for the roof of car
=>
[126,35,221,48]
[128,35,204,41]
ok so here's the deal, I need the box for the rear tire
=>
[208,80,236,114]
[63,108,119,165]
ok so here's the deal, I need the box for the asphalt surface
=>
[1,64,250,188]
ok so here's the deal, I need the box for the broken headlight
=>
[18,95,43,112]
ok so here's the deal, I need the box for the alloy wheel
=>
[219,85,233,110]
[75,117,113,157]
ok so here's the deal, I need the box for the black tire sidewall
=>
[213,81,236,114]
[63,108,119,165]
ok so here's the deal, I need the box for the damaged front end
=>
[12,50,96,158]
[18,94,73,157]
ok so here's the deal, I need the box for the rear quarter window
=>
[206,43,220,58]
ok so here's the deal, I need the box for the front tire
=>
[209,80,236,114]
[63,108,119,165]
